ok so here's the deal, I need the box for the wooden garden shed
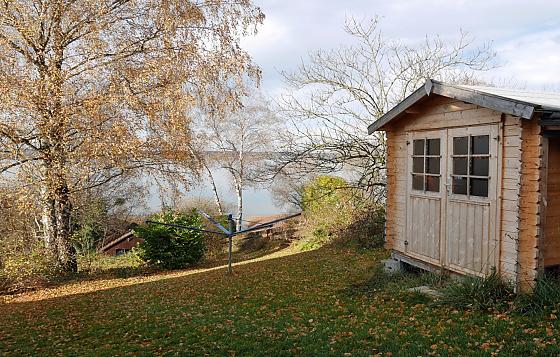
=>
[368,79,560,291]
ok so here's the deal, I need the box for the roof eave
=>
[431,81,535,120]
[367,81,432,134]
[367,79,538,134]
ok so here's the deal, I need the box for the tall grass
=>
[407,268,560,315]
[438,270,515,311]
[516,274,560,314]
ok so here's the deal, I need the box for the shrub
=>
[134,210,206,269]
[0,244,56,294]
[173,197,233,258]
[301,175,348,212]
[72,219,105,272]
[297,175,386,251]
[78,250,145,272]
[339,205,385,250]
[438,270,514,311]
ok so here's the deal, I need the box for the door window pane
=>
[451,133,491,198]
[426,176,440,192]
[413,139,425,155]
[413,157,424,173]
[453,136,468,155]
[426,157,440,174]
[453,158,468,175]
[471,157,489,176]
[411,136,440,193]
[427,138,440,155]
[452,177,468,195]
[471,135,489,155]
[412,174,424,190]
[470,178,489,197]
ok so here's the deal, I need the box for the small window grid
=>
[411,138,441,193]
[451,135,490,197]
[116,248,130,256]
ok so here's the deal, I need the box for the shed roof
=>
[458,85,560,111]
[368,79,560,133]
[100,231,135,252]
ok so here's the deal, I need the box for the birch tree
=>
[273,16,496,200]
[203,95,277,230]
[0,0,263,272]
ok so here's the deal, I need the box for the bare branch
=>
[272,16,496,200]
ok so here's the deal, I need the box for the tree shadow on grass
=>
[1,240,312,306]
[2,234,294,297]
[0,247,331,355]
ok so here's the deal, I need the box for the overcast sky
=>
[241,0,560,97]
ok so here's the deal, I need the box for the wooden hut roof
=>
[100,231,135,252]
[368,79,560,133]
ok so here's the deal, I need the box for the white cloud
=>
[243,0,560,96]
[486,28,560,90]
[241,15,290,56]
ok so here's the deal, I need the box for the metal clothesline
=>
[147,210,301,274]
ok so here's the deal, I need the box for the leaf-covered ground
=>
[1,246,559,356]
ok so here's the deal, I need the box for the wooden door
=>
[405,130,446,265]
[444,125,500,276]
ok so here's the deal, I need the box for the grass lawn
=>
[1,245,559,356]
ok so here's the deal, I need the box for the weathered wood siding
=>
[544,139,560,266]
[385,130,407,252]
[445,200,491,273]
[407,195,441,261]
[499,115,522,282]
[518,118,545,290]
[385,96,500,246]
[384,95,523,282]
[398,97,500,132]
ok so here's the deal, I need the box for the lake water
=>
[146,167,286,217]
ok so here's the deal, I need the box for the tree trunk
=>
[38,0,77,273]
[236,147,244,231]
[42,162,77,272]
[40,182,56,253]
[235,178,243,231]
[205,164,224,216]
[54,182,77,272]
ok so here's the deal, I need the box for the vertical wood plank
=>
[473,206,483,272]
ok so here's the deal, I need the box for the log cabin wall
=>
[544,138,560,267]
[384,121,409,253]
[384,129,406,252]
[500,115,523,283]
[103,236,144,256]
[517,117,545,290]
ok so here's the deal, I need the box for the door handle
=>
[444,177,451,193]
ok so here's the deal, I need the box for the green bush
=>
[296,175,386,251]
[134,210,206,269]
[439,270,514,311]
[72,219,105,272]
[301,175,348,212]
